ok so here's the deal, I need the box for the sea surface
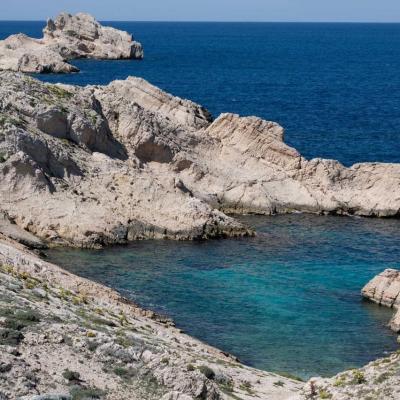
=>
[47,215,400,380]
[2,21,400,379]
[1,22,400,165]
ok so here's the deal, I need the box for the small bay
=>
[46,215,400,380]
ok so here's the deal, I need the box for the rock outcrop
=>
[0,13,143,74]
[0,71,399,247]
[362,269,400,332]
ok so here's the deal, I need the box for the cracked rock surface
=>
[0,72,399,247]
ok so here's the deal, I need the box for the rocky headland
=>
[0,13,143,74]
[0,72,399,248]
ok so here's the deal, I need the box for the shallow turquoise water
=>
[46,214,400,379]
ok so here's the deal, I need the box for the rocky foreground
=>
[0,234,303,400]
[0,72,399,248]
[1,226,400,400]
[0,13,143,73]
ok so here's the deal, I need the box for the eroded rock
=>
[0,71,399,247]
[0,13,143,74]
[362,269,400,332]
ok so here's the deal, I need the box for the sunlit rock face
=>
[0,71,399,247]
[0,13,143,74]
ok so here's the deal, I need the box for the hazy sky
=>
[0,0,399,22]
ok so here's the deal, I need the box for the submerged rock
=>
[0,71,399,247]
[0,13,143,74]
[362,269,400,332]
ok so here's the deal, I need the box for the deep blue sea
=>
[1,21,400,165]
[2,21,400,379]
[47,215,400,379]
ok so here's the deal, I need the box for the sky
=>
[0,0,399,22]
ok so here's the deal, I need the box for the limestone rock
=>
[362,269,400,332]
[0,71,399,247]
[0,13,143,74]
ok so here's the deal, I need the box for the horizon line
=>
[1,19,400,24]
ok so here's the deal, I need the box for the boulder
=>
[362,269,400,332]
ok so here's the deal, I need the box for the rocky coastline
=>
[0,13,143,74]
[0,72,399,248]
[0,13,399,400]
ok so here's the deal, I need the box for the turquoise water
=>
[1,22,400,165]
[46,215,400,380]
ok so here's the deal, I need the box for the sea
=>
[1,21,400,379]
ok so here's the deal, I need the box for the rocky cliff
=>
[0,72,399,247]
[0,13,143,74]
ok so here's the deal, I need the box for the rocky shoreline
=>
[0,71,399,248]
[0,13,399,400]
[0,235,303,400]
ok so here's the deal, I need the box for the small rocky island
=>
[0,13,143,73]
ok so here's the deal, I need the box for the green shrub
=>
[0,329,24,346]
[87,341,99,352]
[62,369,81,382]
[352,370,366,384]
[0,363,12,373]
[113,367,136,379]
[70,386,105,400]
[198,365,215,380]
[319,390,332,399]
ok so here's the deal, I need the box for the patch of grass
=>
[219,380,234,393]
[351,370,367,385]
[70,386,105,400]
[3,309,40,332]
[63,369,81,383]
[113,366,136,380]
[374,372,391,384]
[239,381,254,395]
[87,340,99,352]
[187,364,195,371]
[319,390,332,399]
[115,332,135,348]
[47,85,73,100]
[198,365,215,380]
[333,376,347,387]
[0,329,24,346]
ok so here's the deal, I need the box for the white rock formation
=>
[0,71,399,247]
[0,13,143,74]
[362,269,400,332]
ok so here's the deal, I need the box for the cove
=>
[46,214,400,380]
